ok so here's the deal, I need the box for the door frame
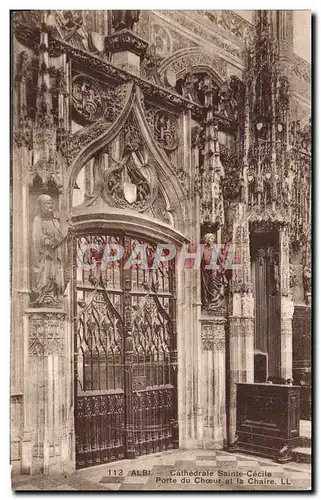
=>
[71,213,190,468]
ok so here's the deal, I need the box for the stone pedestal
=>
[105,29,148,76]
[21,309,74,475]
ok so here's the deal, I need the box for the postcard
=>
[11,9,311,491]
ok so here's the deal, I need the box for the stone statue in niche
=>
[31,194,72,308]
[112,10,140,32]
[181,67,199,103]
[201,233,228,311]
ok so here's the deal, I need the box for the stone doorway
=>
[74,232,178,468]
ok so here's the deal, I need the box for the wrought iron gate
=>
[74,233,178,469]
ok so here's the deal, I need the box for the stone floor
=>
[12,448,311,491]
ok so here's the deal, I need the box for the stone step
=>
[292,447,311,464]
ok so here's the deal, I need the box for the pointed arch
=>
[158,46,228,86]
[65,85,189,230]
[65,81,135,206]
[131,90,189,224]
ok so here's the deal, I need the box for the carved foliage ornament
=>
[103,153,157,212]
[159,11,244,59]
[72,74,104,123]
[29,312,65,356]
[63,82,132,165]
[105,29,148,59]
[201,10,255,41]
[145,105,179,152]
[170,53,227,83]
[84,117,158,212]
[71,75,127,125]
[201,322,225,351]
[62,119,111,166]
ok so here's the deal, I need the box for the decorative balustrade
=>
[198,10,255,42]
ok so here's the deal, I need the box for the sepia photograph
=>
[10,8,312,491]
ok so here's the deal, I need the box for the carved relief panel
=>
[28,311,66,356]
[201,321,225,351]
[71,112,173,225]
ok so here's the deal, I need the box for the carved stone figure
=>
[216,77,242,121]
[181,67,199,103]
[141,44,162,83]
[201,233,227,310]
[31,195,71,307]
[58,10,88,49]
[112,10,140,32]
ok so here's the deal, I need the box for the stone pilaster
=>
[227,204,254,445]
[21,310,73,475]
[200,317,226,447]
[227,294,254,445]
[280,297,294,380]
[12,39,34,473]
[279,227,294,380]
[177,267,197,448]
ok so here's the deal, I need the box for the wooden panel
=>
[235,383,300,463]
[75,393,125,469]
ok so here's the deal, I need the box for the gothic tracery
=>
[11,9,311,476]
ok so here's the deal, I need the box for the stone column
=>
[12,40,35,473]
[177,266,197,448]
[228,293,254,445]
[175,108,200,450]
[21,310,73,474]
[279,227,294,379]
[227,205,254,446]
[200,317,226,447]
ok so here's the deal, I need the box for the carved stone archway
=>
[61,80,201,464]
[158,46,228,85]
[65,86,189,233]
